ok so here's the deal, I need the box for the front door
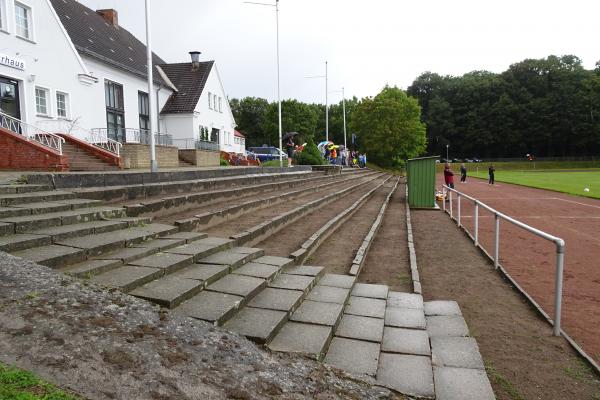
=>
[0,76,20,119]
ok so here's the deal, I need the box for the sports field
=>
[437,173,600,365]
[470,169,600,199]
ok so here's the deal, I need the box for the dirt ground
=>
[439,175,600,364]
[305,181,395,274]
[411,208,600,400]
[358,182,412,292]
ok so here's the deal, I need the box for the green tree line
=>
[407,55,600,158]
[230,86,426,168]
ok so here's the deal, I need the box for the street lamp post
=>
[446,144,449,161]
[342,87,347,149]
[244,1,283,167]
[306,61,329,142]
[145,0,157,173]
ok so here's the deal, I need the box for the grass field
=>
[435,160,600,173]
[469,170,600,199]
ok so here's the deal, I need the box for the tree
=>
[229,97,270,147]
[350,86,427,168]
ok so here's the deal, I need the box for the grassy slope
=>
[469,170,600,199]
[0,362,79,400]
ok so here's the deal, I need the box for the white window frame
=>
[208,92,212,109]
[0,0,9,33]
[56,91,70,119]
[14,1,33,41]
[35,86,50,116]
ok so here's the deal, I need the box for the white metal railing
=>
[0,111,64,154]
[442,185,565,336]
[91,128,173,147]
[38,120,121,156]
[171,138,220,151]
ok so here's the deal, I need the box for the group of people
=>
[319,141,367,168]
[443,162,496,188]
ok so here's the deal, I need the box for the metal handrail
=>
[0,111,65,155]
[91,128,173,147]
[442,185,565,336]
[38,120,121,156]
[171,138,219,151]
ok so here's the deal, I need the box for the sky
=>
[79,0,599,105]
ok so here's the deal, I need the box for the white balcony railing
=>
[0,111,64,154]
[91,128,173,147]
[37,120,121,157]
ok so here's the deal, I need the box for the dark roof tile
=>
[159,62,214,114]
[50,0,167,84]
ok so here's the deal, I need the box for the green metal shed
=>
[407,156,439,209]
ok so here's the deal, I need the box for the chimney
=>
[189,51,201,71]
[96,9,119,27]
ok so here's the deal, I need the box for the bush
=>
[220,158,229,166]
[294,138,325,165]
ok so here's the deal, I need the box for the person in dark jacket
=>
[444,163,455,189]
[460,163,467,183]
[488,164,495,185]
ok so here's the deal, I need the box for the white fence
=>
[37,120,121,156]
[0,111,64,155]
[442,185,565,336]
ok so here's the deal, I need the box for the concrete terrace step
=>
[0,184,53,194]
[61,232,208,278]
[86,239,240,294]
[0,207,126,234]
[0,190,77,206]
[12,223,177,268]
[173,254,297,329]
[0,199,103,219]
[267,273,354,357]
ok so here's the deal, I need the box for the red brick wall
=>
[0,128,69,171]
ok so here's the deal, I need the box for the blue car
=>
[247,146,288,162]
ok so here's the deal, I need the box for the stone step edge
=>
[174,171,380,232]
[350,178,400,276]
[404,185,421,294]
[63,233,228,279]
[71,171,317,201]
[290,175,392,265]
[0,207,128,235]
[266,272,354,359]
[230,174,384,247]
[125,170,369,218]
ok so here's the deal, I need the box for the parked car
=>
[247,146,288,162]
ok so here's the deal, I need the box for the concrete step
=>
[54,223,178,258]
[0,190,77,206]
[0,184,53,194]
[0,207,127,234]
[12,244,87,268]
[31,218,149,243]
[195,247,265,269]
[60,232,207,278]
[267,272,353,358]
[0,233,53,252]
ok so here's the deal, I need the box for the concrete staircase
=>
[0,178,495,399]
[62,141,119,171]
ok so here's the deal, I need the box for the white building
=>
[158,54,238,153]
[1,0,236,152]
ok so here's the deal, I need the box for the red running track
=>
[436,174,600,363]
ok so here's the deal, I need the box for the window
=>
[105,80,125,142]
[15,2,32,39]
[56,92,68,118]
[0,0,7,31]
[208,92,212,109]
[218,97,222,112]
[138,91,149,132]
[35,87,48,115]
[213,94,217,111]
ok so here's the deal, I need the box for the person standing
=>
[444,163,455,189]
[460,163,467,183]
[488,164,495,185]
[286,136,295,167]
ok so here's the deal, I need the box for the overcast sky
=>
[79,0,599,104]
